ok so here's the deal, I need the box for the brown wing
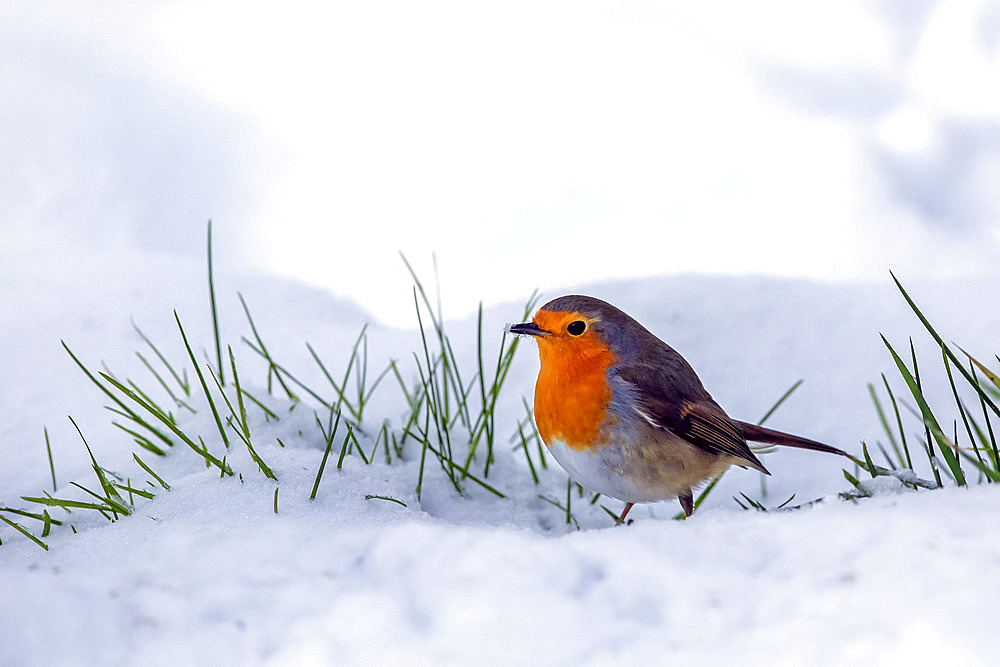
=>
[617,364,770,474]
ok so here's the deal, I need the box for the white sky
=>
[3,1,1000,326]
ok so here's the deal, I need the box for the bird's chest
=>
[533,345,617,451]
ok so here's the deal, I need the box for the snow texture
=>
[2,237,1000,666]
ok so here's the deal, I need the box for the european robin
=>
[509,295,850,521]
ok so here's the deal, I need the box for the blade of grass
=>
[112,422,167,457]
[238,293,297,401]
[135,351,195,412]
[310,409,341,500]
[860,442,878,478]
[131,317,190,396]
[513,420,540,484]
[881,374,912,469]
[538,494,580,529]
[364,494,408,507]
[891,271,1000,420]
[69,482,130,517]
[0,506,57,523]
[100,372,232,475]
[426,447,503,498]
[965,357,1000,472]
[964,408,999,472]
[113,482,155,501]
[63,342,175,451]
[68,415,127,506]
[565,477,573,524]
[909,338,943,487]
[413,401,432,500]
[133,453,170,490]
[306,341,357,417]
[207,359,276,480]
[757,379,803,426]
[950,440,1000,482]
[336,424,357,469]
[882,335,962,485]
[44,427,57,492]
[207,220,224,386]
[972,365,1000,471]
[0,515,48,551]
[958,345,1000,392]
[943,349,985,468]
[411,294,456,485]
[243,337,333,411]
[175,311,230,449]
[21,494,115,513]
[239,387,280,421]
[869,382,901,461]
[521,398,548,470]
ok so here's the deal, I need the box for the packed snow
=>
[2,235,1000,665]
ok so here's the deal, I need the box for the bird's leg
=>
[618,502,634,524]
[678,490,694,517]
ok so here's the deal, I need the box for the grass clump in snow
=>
[0,228,544,550]
[396,253,539,501]
[15,233,968,549]
[861,272,1000,494]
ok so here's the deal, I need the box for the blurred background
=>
[3,0,999,327]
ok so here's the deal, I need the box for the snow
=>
[3,233,1000,665]
[4,1,1000,664]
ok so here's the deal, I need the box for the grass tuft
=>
[1,228,679,546]
[868,273,1000,490]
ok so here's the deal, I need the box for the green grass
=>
[729,273,1000,513]
[12,232,987,549]
[397,253,540,500]
[0,229,544,549]
[864,273,1000,492]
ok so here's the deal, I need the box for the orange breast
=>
[533,334,617,451]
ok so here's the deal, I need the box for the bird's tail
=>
[736,421,853,460]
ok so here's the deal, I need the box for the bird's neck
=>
[534,340,617,450]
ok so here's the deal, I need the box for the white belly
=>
[546,438,660,503]
[545,429,733,504]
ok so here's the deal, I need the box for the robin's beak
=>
[507,321,549,337]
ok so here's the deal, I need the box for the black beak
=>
[508,322,548,337]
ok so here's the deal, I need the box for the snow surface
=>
[3,234,1000,666]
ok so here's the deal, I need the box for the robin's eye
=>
[567,320,586,336]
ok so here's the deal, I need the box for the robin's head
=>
[509,295,648,363]
[508,296,630,447]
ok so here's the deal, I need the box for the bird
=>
[508,295,852,521]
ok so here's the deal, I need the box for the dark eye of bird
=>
[567,320,586,336]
